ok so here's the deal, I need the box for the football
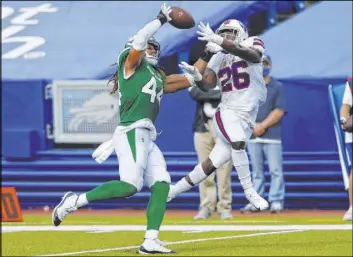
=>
[169,6,195,29]
[343,115,353,133]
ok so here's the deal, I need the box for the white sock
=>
[189,163,208,185]
[76,193,88,208]
[172,178,193,196]
[145,229,159,240]
[232,150,253,194]
[173,164,208,196]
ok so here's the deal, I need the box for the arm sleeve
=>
[132,19,162,51]
[189,86,221,101]
[206,54,222,74]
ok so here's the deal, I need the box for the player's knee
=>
[120,176,142,193]
[151,181,170,194]
[231,141,246,150]
[201,158,217,176]
[231,146,249,167]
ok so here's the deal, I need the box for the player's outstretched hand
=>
[179,61,202,82]
[157,3,172,23]
[197,22,223,45]
[205,42,222,54]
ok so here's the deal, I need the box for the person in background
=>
[340,77,352,221]
[189,84,233,220]
[240,54,287,213]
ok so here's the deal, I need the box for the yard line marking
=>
[183,230,210,233]
[38,229,306,256]
[2,224,352,233]
[87,230,115,234]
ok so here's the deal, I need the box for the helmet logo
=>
[239,22,248,33]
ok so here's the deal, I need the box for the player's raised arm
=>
[173,62,217,92]
[163,42,220,93]
[197,21,263,63]
[123,4,172,78]
[164,43,222,94]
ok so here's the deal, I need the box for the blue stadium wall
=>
[1,79,350,210]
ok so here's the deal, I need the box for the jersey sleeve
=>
[251,36,265,55]
[342,78,353,106]
[117,47,131,68]
[117,47,134,80]
[206,53,223,74]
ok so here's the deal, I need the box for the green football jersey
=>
[117,48,165,126]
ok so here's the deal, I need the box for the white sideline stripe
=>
[38,230,306,256]
[183,230,210,233]
[2,224,352,232]
[174,220,285,224]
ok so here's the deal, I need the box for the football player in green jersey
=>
[52,3,219,254]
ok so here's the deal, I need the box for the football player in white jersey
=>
[168,19,269,211]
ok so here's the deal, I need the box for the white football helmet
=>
[216,19,248,44]
[125,36,160,66]
[144,37,160,66]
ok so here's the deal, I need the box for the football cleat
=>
[245,188,269,211]
[138,239,176,254]
[52,191,78,226]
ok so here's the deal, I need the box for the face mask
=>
[145,54,158,66]
[263,66,271,77]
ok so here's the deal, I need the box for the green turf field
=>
[2,213,352,256]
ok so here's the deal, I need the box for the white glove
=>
[205,42,223,54]
[203,102,217,118]
[340,117,347,130]
[179,61,202,85]
[160,3,172,22]
[92,138,114,164]
[197,22,223,45]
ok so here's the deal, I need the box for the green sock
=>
[146,181,170,231]
[86,180,137,202]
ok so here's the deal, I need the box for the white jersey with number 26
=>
[207,36,267,122]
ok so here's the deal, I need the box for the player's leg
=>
[343,142,352,221]
[52,129,148,226]
[168,134,231,202]
[264,143,285,213]
[194,127,216,219]
[241,142,265,213]
[139,142,175,254]
[84,128,149,199]
[216,109,268,211]
[208,119,233,219]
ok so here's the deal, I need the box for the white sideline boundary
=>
[37,230,306,256]
[2,224,351,233]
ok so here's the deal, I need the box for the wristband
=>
[156,13,167,25]
[201,50,215,62]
